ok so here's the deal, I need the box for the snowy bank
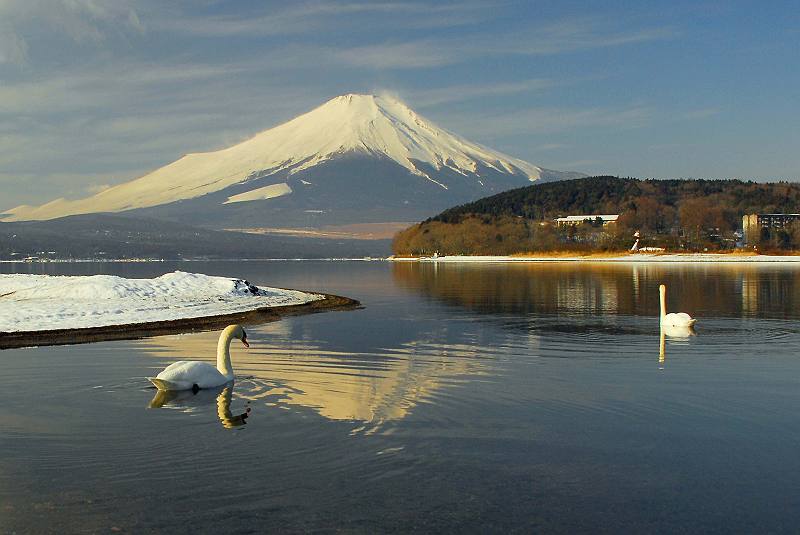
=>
[0,271,324,333]
[390,254,800,263]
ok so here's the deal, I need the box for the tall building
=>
[742,213,800,244]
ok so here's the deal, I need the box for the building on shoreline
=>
[742,213,800,244]
[554,214,619,228]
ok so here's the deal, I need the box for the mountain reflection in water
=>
[138,321,488,429]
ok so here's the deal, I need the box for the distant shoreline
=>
[390,253,800,263]
[0,257,385,264]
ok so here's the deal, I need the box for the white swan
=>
[148,324,249,391]
[659,284,696,327]
[661,323,695,338]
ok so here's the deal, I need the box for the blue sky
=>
[1,0,798,210]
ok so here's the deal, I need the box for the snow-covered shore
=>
[0,271,323,333]
[391,254,800,263]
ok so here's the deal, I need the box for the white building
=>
[554,214,619,227]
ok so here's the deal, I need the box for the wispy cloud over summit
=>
[333,17,674,70]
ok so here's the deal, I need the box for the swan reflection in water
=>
[148,384,251,429]
[139,324,489,428]
[659,324,696,369]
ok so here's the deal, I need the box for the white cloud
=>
[535,143,570,151]
[161,1,499,37]
[440,105,655,140]
[0,62,253,115]
[335,41,458,69]
[400,79,557,107]
[499,19,675,55]
[0,0,145,64]
[679,108,720,120]
[333,18,675,69]
[0,25,28,64]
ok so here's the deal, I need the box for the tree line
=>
[393,176,800,255]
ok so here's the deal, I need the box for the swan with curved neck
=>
[659,284,696,327]
[148,324,249,391]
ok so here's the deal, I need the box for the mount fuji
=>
[2,94,583,228]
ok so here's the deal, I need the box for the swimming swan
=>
[659,284,696,328]
[148,324,249,391]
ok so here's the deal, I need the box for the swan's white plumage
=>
[659,285,696,327]
[662,312,696,327]
[148,324,247,391]
[661,323,695,338]
[151,361,232,391]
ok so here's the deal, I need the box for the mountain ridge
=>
[3,93,583,226]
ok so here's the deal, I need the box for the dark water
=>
[3,261,800,533]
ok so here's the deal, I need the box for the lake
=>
[2,260,800,533]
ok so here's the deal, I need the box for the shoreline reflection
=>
[393,262,800,320]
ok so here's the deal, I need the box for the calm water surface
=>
[2,261,800,533]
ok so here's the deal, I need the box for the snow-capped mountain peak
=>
[2,93,570,223]
[273,93,542,182]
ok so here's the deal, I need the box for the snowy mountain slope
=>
[2,94,583,225]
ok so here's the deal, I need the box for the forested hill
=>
[393,176,800,255]
[431,176,800,224]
